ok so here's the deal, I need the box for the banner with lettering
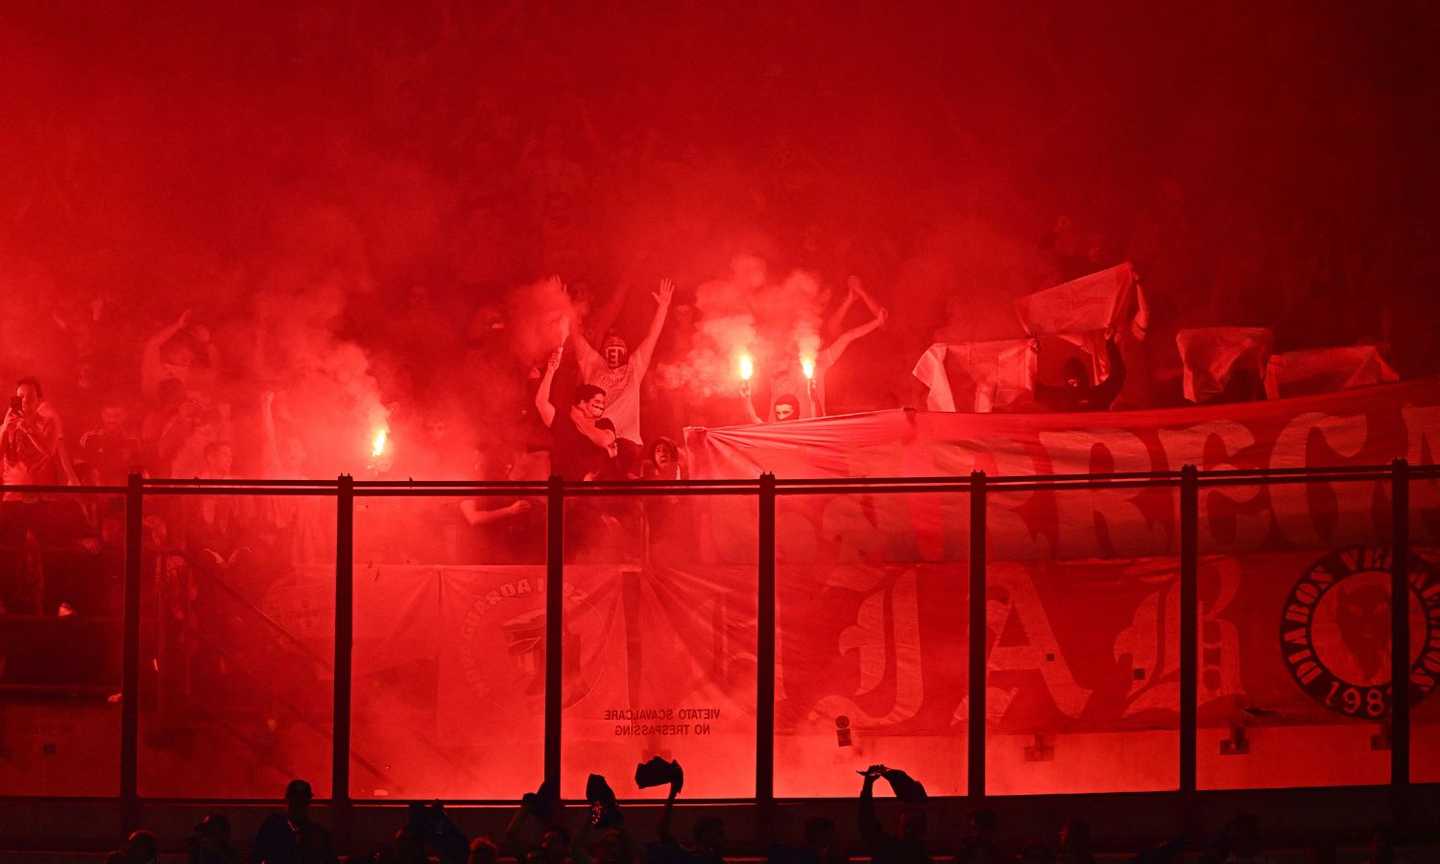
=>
[685,379,1440,562]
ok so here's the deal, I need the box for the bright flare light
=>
[738,353,755,381]
[371,428,388,459]
[801,356,816,380]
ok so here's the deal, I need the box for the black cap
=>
[285,779,314,801]
[585,774,616,806]
[634,757,684,790]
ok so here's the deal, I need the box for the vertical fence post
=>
[544,476,565,793]
[332,475,354,843]
[967,471,987,799]
[1179,465,1199,797]
[756,474,777,835]
[120,472,143,831]
[1390,458,1411,820]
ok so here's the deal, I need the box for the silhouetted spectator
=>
[189,813,240,864]
[858,765,929,864]
[125,830,160,864]
[649,761,722,864]
[406,801,469,864]
[1034,337,1126,412]
[1362,825,1405,864]
[1057,819,1094,864]
[252,779,337,864]
[468,835,500,864]
[954,809,1009,864]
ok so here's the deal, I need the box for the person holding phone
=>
[1,376,79,499]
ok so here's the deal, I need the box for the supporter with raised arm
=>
[535,348,615,480]
[141,309,218,400]
[570,278,674,445]
[739,380,813,425]
[771,276,887,420]
[858,764,929,864]
[1034,330,1127,413]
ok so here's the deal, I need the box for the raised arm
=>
[824,277,861,339]
[739,380,764,425]
[141,310,191,399]
[656,766,683,845]
[588,280,632,350]
[819,304,888,370]
[858,765,887,849]
[1093,334,1127,409]
[629,278,675,373]
[566,281,606,376]
[534,349,562,428]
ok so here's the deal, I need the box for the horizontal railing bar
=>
[142,477,340,487]
[0,484,129,494]
[356,488,551,498]
[354,479,553,488]
[1201,473,1392,488]
[0,463,1430,498]
[141,487,341,497]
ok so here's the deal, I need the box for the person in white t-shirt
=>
[569,278,674,445]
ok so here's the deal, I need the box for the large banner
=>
[240,382,1440,797]
[685,378,1440,562]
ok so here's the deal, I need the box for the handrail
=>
[0,462,1433,496]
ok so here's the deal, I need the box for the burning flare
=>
[801,356,816,380]
[371,428,388,459]
[738,353,755,381]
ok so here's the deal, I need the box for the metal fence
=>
[0,460,1429,828]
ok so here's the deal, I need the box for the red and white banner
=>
[1265,346,1399,400]
[911,339,1037,413]
[1014,262,1139,339]
[686,378,1440,562]
[1176,326,1272,403]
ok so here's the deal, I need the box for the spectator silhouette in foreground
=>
[189,813,240,864]
[252,779,337,864]
[1056,819,1094,864]
[123,830,160,864]
[858,764,929,864]
[468,835,501,864]
[503,780,569,864]
[404,801,469,864]
[647,758,723,864]
[953,808,1007,864]
[1034,333,1126,413]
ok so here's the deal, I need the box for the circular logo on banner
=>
[1280,545,1440,719]
[459,574,594,707]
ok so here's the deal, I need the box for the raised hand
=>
[545,348,563,375]
[653,278,675,306]
[846,274,863,300]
